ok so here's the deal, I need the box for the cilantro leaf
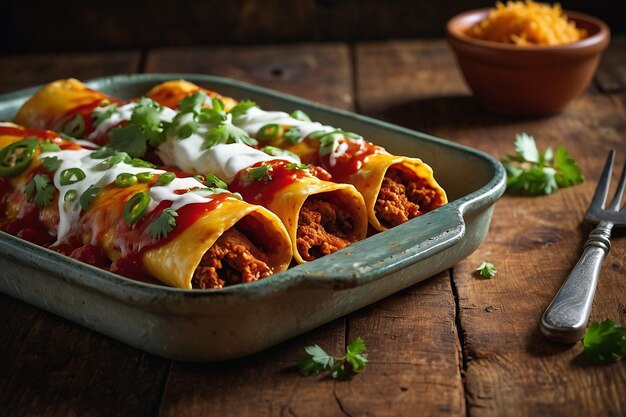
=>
[246,164,273,182]
[109,124,148,158]
[41,156,62,172]
[229,100,257,118]
[178,91,207,114]
[108,98,168,157]
[148,208,178,240]
[203,123,257,149]
[297,338,367,380]
[198,107,226,125]
[514,132,539,163]
[25,174,55,207]
[92,103,119,127]
[285,163,309,171]
[476,261,497,279]
[554,146,583,187]
[583,320,626,363]
[502,133,583,195]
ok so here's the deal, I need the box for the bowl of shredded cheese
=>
[446,1,610,115]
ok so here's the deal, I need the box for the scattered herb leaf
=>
[246,164,273,182]
[298,337,368,380]
[92,103,119,127]
[41,156,62,172]
[502,133,583,195]
[582,320,626,363]
[229,100,257,118]
[476,261,497,279]
[25,174,55,207]
[148,208,178,240]
[285,163,309,171]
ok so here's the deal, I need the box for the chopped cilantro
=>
[92,103,119,127]
[583,320,626,363]
[148,208,178,240]
[297,337,368,380]
[229,100,257,118]
[246,164,273,182]
[108,98,168,157]
[203,123,257,149]
[178,91,208,114]
[41,156,62,172]
[25,174,55,207]
[476,261,497,279]
[502,133,583,195]
[285,163,309,171]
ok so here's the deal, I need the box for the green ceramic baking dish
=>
[0,74,506,361]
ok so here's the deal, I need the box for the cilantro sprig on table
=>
[502,133,583,195]
[476,261,497,279]
[582,320,626,363]
[298,337,368,380]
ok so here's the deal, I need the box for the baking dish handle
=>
[293,204,465,289]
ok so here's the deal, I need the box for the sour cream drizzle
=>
[234,107,362,167]
[41,147,229,246]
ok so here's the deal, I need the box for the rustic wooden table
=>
[1,37,625,417]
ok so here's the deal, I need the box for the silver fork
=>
[540,150,626,343]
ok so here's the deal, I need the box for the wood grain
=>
[145,43,354,109]
[147,43,465,417]
[0,52,171,417]
[0,51,142,95]
[356,39,626,417]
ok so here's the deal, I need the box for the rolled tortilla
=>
[14,79,368,263]
[0,123,292,289]
[145,80,448,231]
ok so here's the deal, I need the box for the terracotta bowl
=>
[446,8,610,116]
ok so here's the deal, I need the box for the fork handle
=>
[540,221,612,343]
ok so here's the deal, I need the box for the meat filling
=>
[375,168,439,228]
[192,228,272,289]
[296,197,356,261]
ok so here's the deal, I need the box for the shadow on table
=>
[525,327,576,358]
[368,95,552,133]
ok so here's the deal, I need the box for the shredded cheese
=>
[467,1,587,46]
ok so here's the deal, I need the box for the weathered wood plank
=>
[145,43,353,109]
[148,43,464,417]
[0,51,171,417]
[357,38,626,417]
[0,51,142,95]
